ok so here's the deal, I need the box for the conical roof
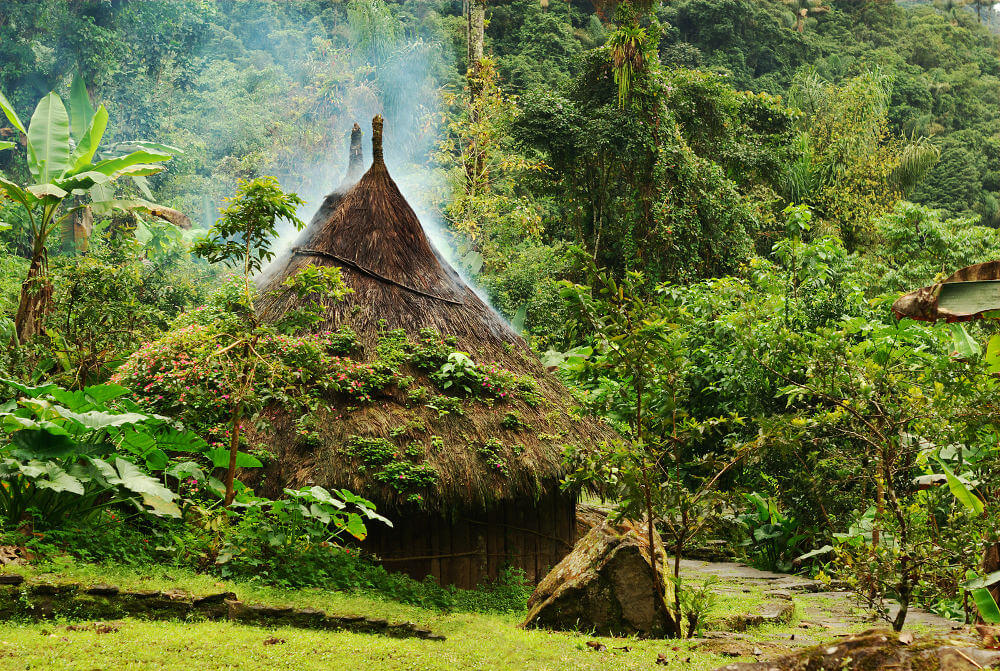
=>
[252,117,613,508]
[258,115,519,351]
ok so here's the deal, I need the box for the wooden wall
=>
[364,489,577,589]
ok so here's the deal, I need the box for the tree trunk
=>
[13,251,52,344]
[465,0,487,187]
[223,401,244,507]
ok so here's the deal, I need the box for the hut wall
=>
[364,490,577,589]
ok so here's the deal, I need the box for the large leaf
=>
[204,448,263,469]
[8,429,75,460]
[0,175,35,209]
[27,92,71,183]
[341,512,368,540]
[113,458,176,502]
[0,89,27,135]
[69,101,108,172]
[113,140,183,155]
[166,461,206,481]
[68,71,94,142]
[32,462,85,495]
[0,378,60,398]
[140,492,181,518]
[26,183,67,200]
[84,149,171,178]
[49,383,130,411]
[986,334,1000,374]
[935,458,984,515]
[962,570,1000,590]
[50,405,152,430]
[972,588,1000,624]
[949,323,981,359]
[152,427,208,453]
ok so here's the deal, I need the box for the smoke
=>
[257,0,501,315]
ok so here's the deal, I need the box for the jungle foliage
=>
[3,0,1000,629]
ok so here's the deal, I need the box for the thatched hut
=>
[253,117,614,588]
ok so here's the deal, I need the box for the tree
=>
[0,82,175,343]
[556,264,747,637]
[192,176,305,506]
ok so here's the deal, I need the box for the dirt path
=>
[676,558,973,658]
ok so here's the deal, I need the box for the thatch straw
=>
[252,116,615,508]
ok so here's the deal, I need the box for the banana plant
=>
[0,79,177,343]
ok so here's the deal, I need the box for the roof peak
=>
[372,115,384,165]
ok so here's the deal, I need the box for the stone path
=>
[676,558,975,657]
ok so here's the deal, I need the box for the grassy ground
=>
[0,560,812,671]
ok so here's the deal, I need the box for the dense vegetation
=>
[3,0,1000,641]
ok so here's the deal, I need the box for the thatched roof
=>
[252,116,614,509]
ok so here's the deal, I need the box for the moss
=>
[345,436,438,502]
[500,411,532,431]
[426,394,463,418]
[475,439,513,477]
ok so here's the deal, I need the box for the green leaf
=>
[26,183,67,200]
[0,378,60,398]
[71,102,111,171]
[54,383,130,411]
[68,71,94,142]
[113,140,183,155]
[140,492,181,518]
[0,141,14,152]
[962,570,1000,590]
[113,457,177,502]
[343,512,368,540]
[165,461,206,481]
[33,462,85,495]
[935,458,984,515]
[204,449,263,469]
[0,89,27,135]
[8,429,75,459]
[50,406,152,430]
[152,428,207,453]
[27,92,72,183]
[83,149,171,178]
[0,176,35,209]
[972,588,1000,624]
[986,334,1000,374]
[949,323,981,359]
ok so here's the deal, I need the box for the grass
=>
[0,617,751,671]
[0,558,804,671]
[0,556,964,670]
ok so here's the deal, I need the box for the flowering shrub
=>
[113,323,373,448]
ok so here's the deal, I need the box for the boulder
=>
[521,518,672,637]
[712,629,1000,671]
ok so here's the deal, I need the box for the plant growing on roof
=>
[0,73,179,343]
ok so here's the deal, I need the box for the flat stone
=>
[85,584,119,597]
[193,591,236,606]
[122,590,161,599]
[0,574,24,585]
[726,601,795,631]
[29,582,78,596]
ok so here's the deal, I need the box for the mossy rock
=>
[712,629,1000,671]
